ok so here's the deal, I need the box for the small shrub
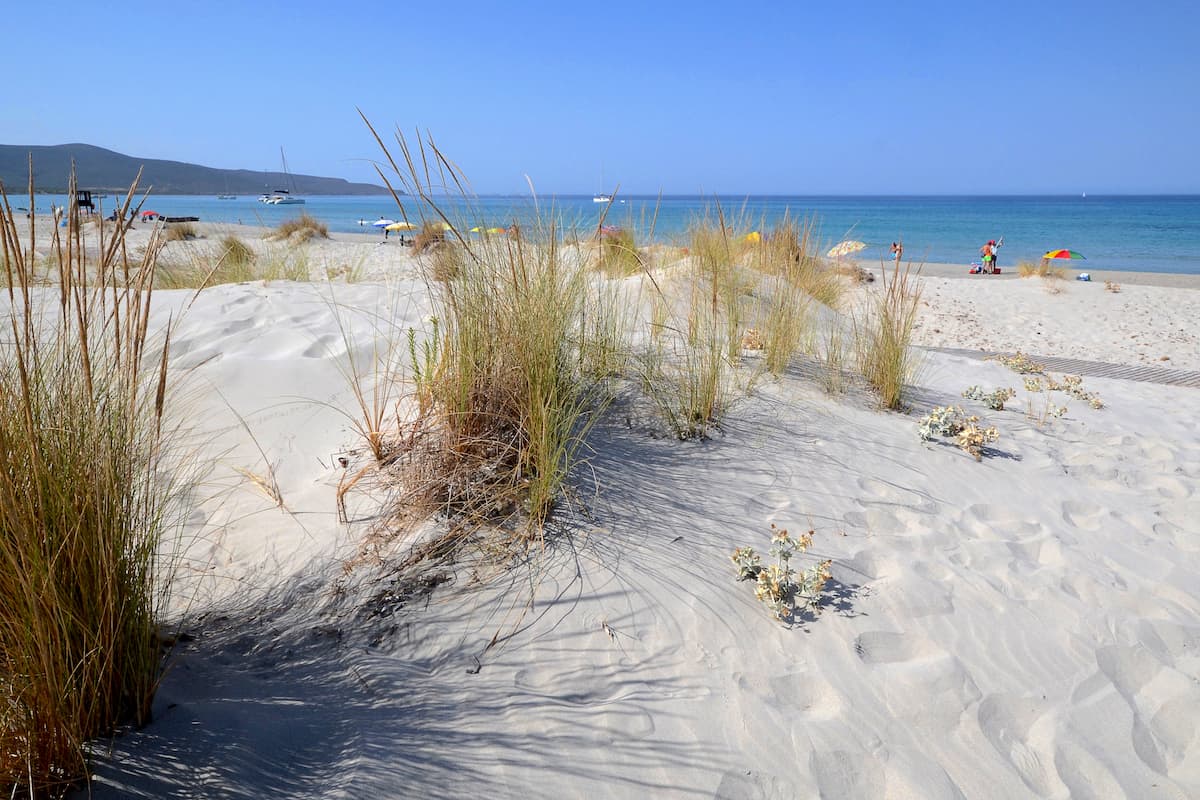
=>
[962,385,1016,410]
[732,524,832,622]
[918,405,999,460]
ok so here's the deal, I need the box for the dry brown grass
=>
[163,221,197,241]
[270,213,329,242]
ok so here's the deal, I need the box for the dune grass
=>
[744,215,833,375]
[0,170,183,794]
[156,234,312,288]
[357,120,609,538]
[269,213,329,242]
[596,227,643,277]
[1017,259,1067,281]
[632,211,740,440]
[163,221,197,241]
[853,260,923,409]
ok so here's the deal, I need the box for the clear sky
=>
[3,1,1197,194]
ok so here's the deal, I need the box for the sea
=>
[17,193,1200,275]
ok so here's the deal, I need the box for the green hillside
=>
[0,143,389,195]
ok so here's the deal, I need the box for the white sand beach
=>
[51,223,1200,798]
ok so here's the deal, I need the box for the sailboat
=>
[593,163,612,203]
[264,148,305,205]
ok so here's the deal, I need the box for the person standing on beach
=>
[980,240,995,274]
[890,241,903,267]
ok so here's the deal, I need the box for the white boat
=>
[260,148,305,204]
[265,190,305,205]
[593,193,612,203]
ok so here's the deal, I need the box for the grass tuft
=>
[853,261,923,409]
[269,213,329,242]
[0,167,184,794]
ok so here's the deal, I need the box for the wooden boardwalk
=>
[923,347,1200,389]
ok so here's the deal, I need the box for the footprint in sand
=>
[765,672,843,720]
[1141,474,1193,500]
[809,749,886,799]
[841,507,931,536]
[1153,503,1200,552]
[742,488,794,521]
[713,769,799,799]
[300,333,344,359]
[855,477,937,515]
[977,693,1066,796]
[1096,643,1200,775]
[1060,500,1106,532]
[841,549,898,582]
[963,504,1042,541]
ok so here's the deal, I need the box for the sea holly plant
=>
[732,524,832,622]
[918,405,1000,461]
[1047,374,1103,409]
[1023,373,1103,411]
[990,351,1045,375]
[962,385,1016,411]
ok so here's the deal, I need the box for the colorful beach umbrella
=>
[385,221,416,231]
[826,239,867,258]
[1043,249,1086,260]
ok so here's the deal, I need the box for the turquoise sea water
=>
[22,194,1200,275]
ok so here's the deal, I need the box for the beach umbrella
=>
[385,221,416,232]
[372,218,397,228]
[742,231,761,244]
[826,239,867,258]
[1043,249,1086,260]
[488,227,507,235]
[141,210,159,219]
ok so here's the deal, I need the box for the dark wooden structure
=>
[75,190,95,214]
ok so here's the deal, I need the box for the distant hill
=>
[0,143,390,196]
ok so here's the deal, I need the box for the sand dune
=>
[57,227,1200,798]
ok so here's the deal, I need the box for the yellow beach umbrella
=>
[742,231,761,244]
[385,221,416,232]
[826,239,867,258]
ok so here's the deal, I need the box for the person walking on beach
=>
[890,240,903,268]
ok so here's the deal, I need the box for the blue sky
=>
[3,1,1197,194]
